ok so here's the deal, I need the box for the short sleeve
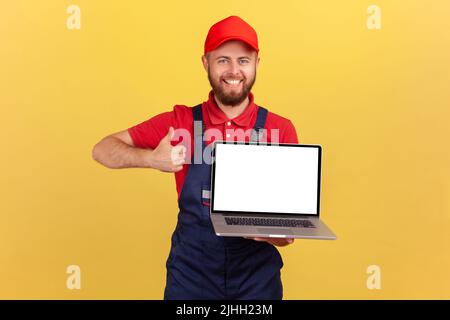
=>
[128,111,175,149]
[282,120,299,144]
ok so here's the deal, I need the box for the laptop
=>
[209,141,336,240]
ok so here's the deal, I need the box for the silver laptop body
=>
[209,141,336,240]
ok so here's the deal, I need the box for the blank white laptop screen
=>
[212,143,320,215]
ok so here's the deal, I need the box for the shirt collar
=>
[204,90,258,127]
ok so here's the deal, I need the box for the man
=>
[92,16,299,299]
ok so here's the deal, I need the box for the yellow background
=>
[1,0,449,299]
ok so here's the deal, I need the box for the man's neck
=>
[214,94,250,120]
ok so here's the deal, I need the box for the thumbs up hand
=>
[149,127,187,173]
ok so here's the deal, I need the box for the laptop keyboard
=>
[225,217,316,228]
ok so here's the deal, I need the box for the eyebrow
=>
[216,56,252,60]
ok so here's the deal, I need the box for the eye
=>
[239,59,249,64]
[218,59,228,64]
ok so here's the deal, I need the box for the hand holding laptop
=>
[245,237,295,247]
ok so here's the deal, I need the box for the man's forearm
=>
[92,136,153,169]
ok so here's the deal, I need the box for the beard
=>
[208,67,256,107]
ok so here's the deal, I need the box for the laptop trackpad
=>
[257,228,293,235]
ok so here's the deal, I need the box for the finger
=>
[256,238,290,246]
[172,165,184,172]
[171,145,186,159]
[273,239,294,246]
[165,126,175,141]
[172,144,186,153]
[251,237,267,242]
[173,158,186,166]
[177,144,187,154]
[171,153,186,164]
[170,147,182,162]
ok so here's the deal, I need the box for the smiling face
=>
[202,40,260,106]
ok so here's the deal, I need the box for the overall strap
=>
[192,104,204,164]
[251,106,268,143]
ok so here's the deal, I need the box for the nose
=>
[227,60,241,76]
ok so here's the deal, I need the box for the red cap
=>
[204,16,259,55]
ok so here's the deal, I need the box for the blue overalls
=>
[164,104,284,300]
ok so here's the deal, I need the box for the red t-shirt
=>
[128,90,299,201]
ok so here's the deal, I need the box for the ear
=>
[201,55,209,72]
[256,55,260,68]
